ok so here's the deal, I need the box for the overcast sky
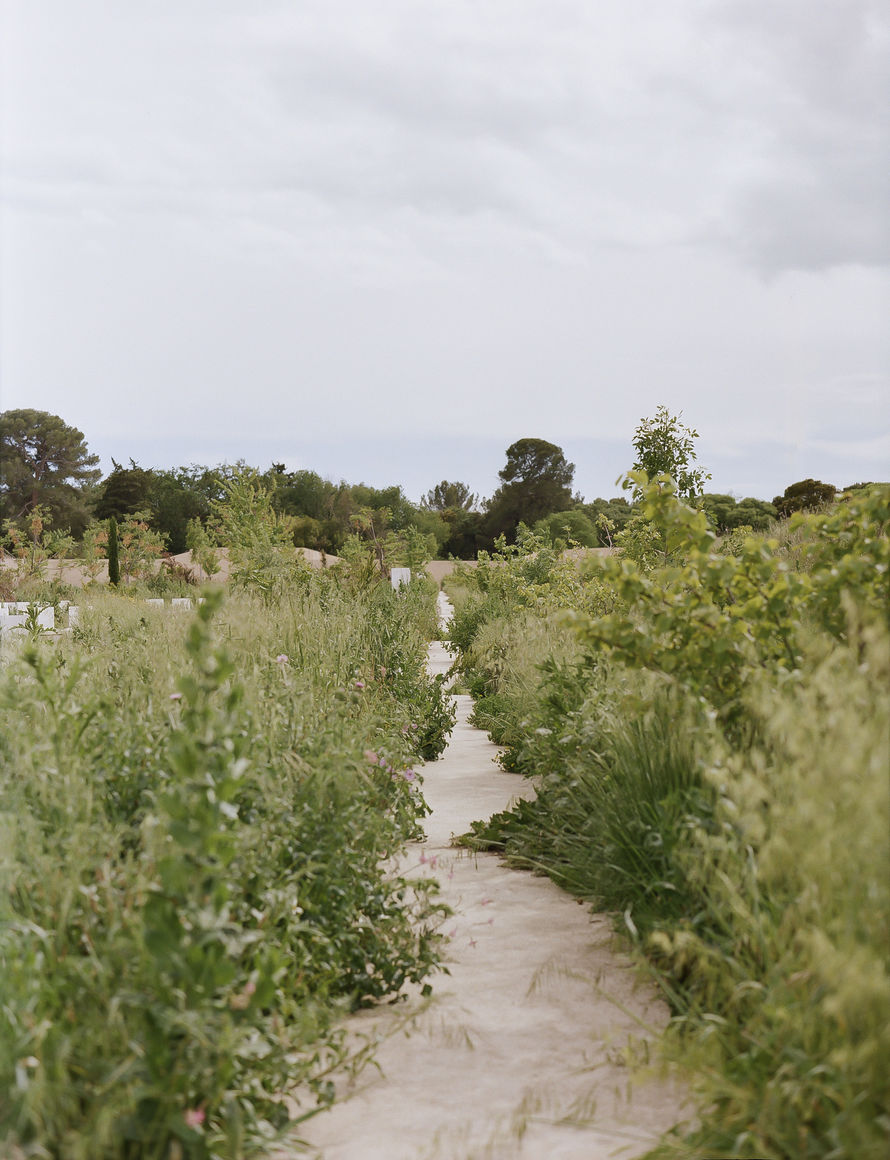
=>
[1,0,888,504]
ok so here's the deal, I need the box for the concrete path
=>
[291,595,686,1160]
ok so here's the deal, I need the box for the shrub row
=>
[0,573,454,1158]
[446,484,890,1160]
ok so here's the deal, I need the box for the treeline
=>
[0,407,860,562]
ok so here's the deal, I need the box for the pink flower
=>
[275,654,289,665]
[354,680,365,690]
[402,769,416,782]
[169,692,182,701]
[363,749,378,764]
[184,1108,205,1129]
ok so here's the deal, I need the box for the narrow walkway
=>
[293,596,685,1160]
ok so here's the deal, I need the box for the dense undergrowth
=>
[0,570,454,1159]
[445,480,890,1160]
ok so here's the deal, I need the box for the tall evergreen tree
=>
[485,438,575,540]
[107,517,120,586]
[0,409,100,535]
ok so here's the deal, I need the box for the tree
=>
[700,493,778,533]
[532,509,599,548]
[631,405,710,500]
[485,438,575,540]
[117,512,167,584]
[107,517,120,586]
[147,465,230,554]
[422,481,478,512]
[0,409,100,535]
[580,497,635,546]
[94,459,153,521]
[772,479,836,517]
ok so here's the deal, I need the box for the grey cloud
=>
[701,0,890,271]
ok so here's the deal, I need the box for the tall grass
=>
[0,576,453,1158]
[450,486,890,1159]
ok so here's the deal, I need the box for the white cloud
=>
[1,0,887,499]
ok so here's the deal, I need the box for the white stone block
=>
[68,606,80,627]
[37,607,54,631]
[144,598,165,608]
[390,568,411,590]
[171,598,192,611]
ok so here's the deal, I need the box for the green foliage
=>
[773,476,837,517]
[211,470,304,599]
[117,512,168,584]
[1,506,75,584]
[185,516,221,580]
[531,508,599,548]
[0,575,451,1157]
[106,516,120,586]
[631,405,710,500]
[422,480,478,512]
[579,496,634,546]
[484,438,575,541]
[94,460,154,521]
[699,492,778,532]
[652,626,890,1160]
[0,409,101,536]
[447,480,890,1160]
[570,475,890,729]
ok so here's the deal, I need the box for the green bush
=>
[0,576,452,1158]
[450,483,890,1159]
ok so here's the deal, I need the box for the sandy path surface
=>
[290,595,685,1160]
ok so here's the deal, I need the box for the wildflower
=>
[402,769,416,782]
[354,680,365,690]
[229,980,256,1010]
[184,1108,205,1129]
[363,749,378,764]
[275,654,289,664]
[169,692,182,701]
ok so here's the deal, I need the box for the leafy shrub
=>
[0,576,451,1158]
[449,481,890,1159]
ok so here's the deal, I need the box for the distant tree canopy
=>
[0,409,100,536]
[773,479,837,517]
[422,480,478,512]
[2,407,821,561]
[579,496,635,546]
[485,438,575,541]
[94,460,153,521]
[631,405,711,500]
[699,493,778,533]
[532,508,599,548]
